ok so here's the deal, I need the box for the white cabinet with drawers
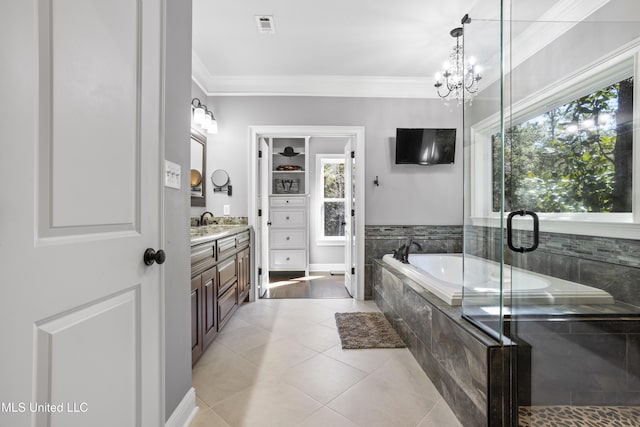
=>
[269,195,309,274]
[263,136,310,276]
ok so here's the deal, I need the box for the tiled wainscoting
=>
[373,259,514,427]
[364,225,462,299]
[465,226,640,307]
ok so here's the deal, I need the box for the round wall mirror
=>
[211,169,232,196]
[211,169,229,187]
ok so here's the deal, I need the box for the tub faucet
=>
[392,245,407,262]
[200,211,214,226]
[393,237,422,263]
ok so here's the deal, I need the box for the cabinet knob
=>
[286,236,290,240]
[286,200,289,203]
[286,216,290,220]
[144,248,166,266]
[286,257,290,261]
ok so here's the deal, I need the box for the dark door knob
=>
[144,248,166,266]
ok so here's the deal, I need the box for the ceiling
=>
[192,0,608,98]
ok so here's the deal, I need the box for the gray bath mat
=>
[334,312,406,349]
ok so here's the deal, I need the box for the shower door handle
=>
[507,210,539,253]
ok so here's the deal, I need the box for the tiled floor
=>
[264,272,351,299]
[190,298,461,427]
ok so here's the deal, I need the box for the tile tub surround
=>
[373,260,515,427]
[465,226,640,308]
[365,225,463,299]
[503,316,640,407]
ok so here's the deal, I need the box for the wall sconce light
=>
[191,98,218,134]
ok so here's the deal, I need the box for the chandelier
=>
[434,27,481,105]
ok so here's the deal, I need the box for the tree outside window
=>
[493,77,634,213]
[320,158,345,239]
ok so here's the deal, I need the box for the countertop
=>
[190,224,250,245]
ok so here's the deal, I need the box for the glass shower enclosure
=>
[462,1,640,424]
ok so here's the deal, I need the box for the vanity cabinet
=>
[190,275,204,362]
[191,227,251,365]
[236,230,251,303]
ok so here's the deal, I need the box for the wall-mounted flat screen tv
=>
[395,128,456,165]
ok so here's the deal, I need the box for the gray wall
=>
[163,0,193,420]
[203,96,463,226]
[308,136,348,266]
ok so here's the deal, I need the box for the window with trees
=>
[492,76,634,214]
[318,157,345,241]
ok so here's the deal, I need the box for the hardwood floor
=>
[263,272,351,299]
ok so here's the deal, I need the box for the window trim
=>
[469,39,640,239]
[316,154,346,245]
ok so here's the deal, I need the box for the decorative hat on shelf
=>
[280,146,299,156]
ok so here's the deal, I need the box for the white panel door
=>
[344,140,355,297]
[0,1,164,426]
[259,137,271,297]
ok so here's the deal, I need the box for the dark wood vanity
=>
[190,226,251,365]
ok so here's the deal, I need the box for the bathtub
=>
[381,253,615,306]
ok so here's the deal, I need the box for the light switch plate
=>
[223,205,230,215]
[165,160,181,189]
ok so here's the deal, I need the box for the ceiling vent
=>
[255,15,276,34]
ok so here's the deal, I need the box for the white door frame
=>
[248,126,365,300]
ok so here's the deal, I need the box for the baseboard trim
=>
[166,387,198,427]
[310,263,345,272]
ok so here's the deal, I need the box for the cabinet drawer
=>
[191,242,215,276]
[217,235,237,260]
[191,241,215,264]
[271,210,305,228]
[236,230,250,249]
[270,250,306,269]
[218,283,238,328]
[217,257,237,294]
[270,229,306,249]
[270,197,306,207]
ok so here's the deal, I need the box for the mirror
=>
[190,128,206,207]
[211,169,232,196]
[211,169,229,187]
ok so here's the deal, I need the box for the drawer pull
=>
[286,257,290,261]
[286,216,290,220]
[286,236,290,240]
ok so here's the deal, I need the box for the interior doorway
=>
[248,126,365,301]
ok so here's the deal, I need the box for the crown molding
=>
[191,52,210,95]
[195,73,438,99]
[192,51,437,98]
